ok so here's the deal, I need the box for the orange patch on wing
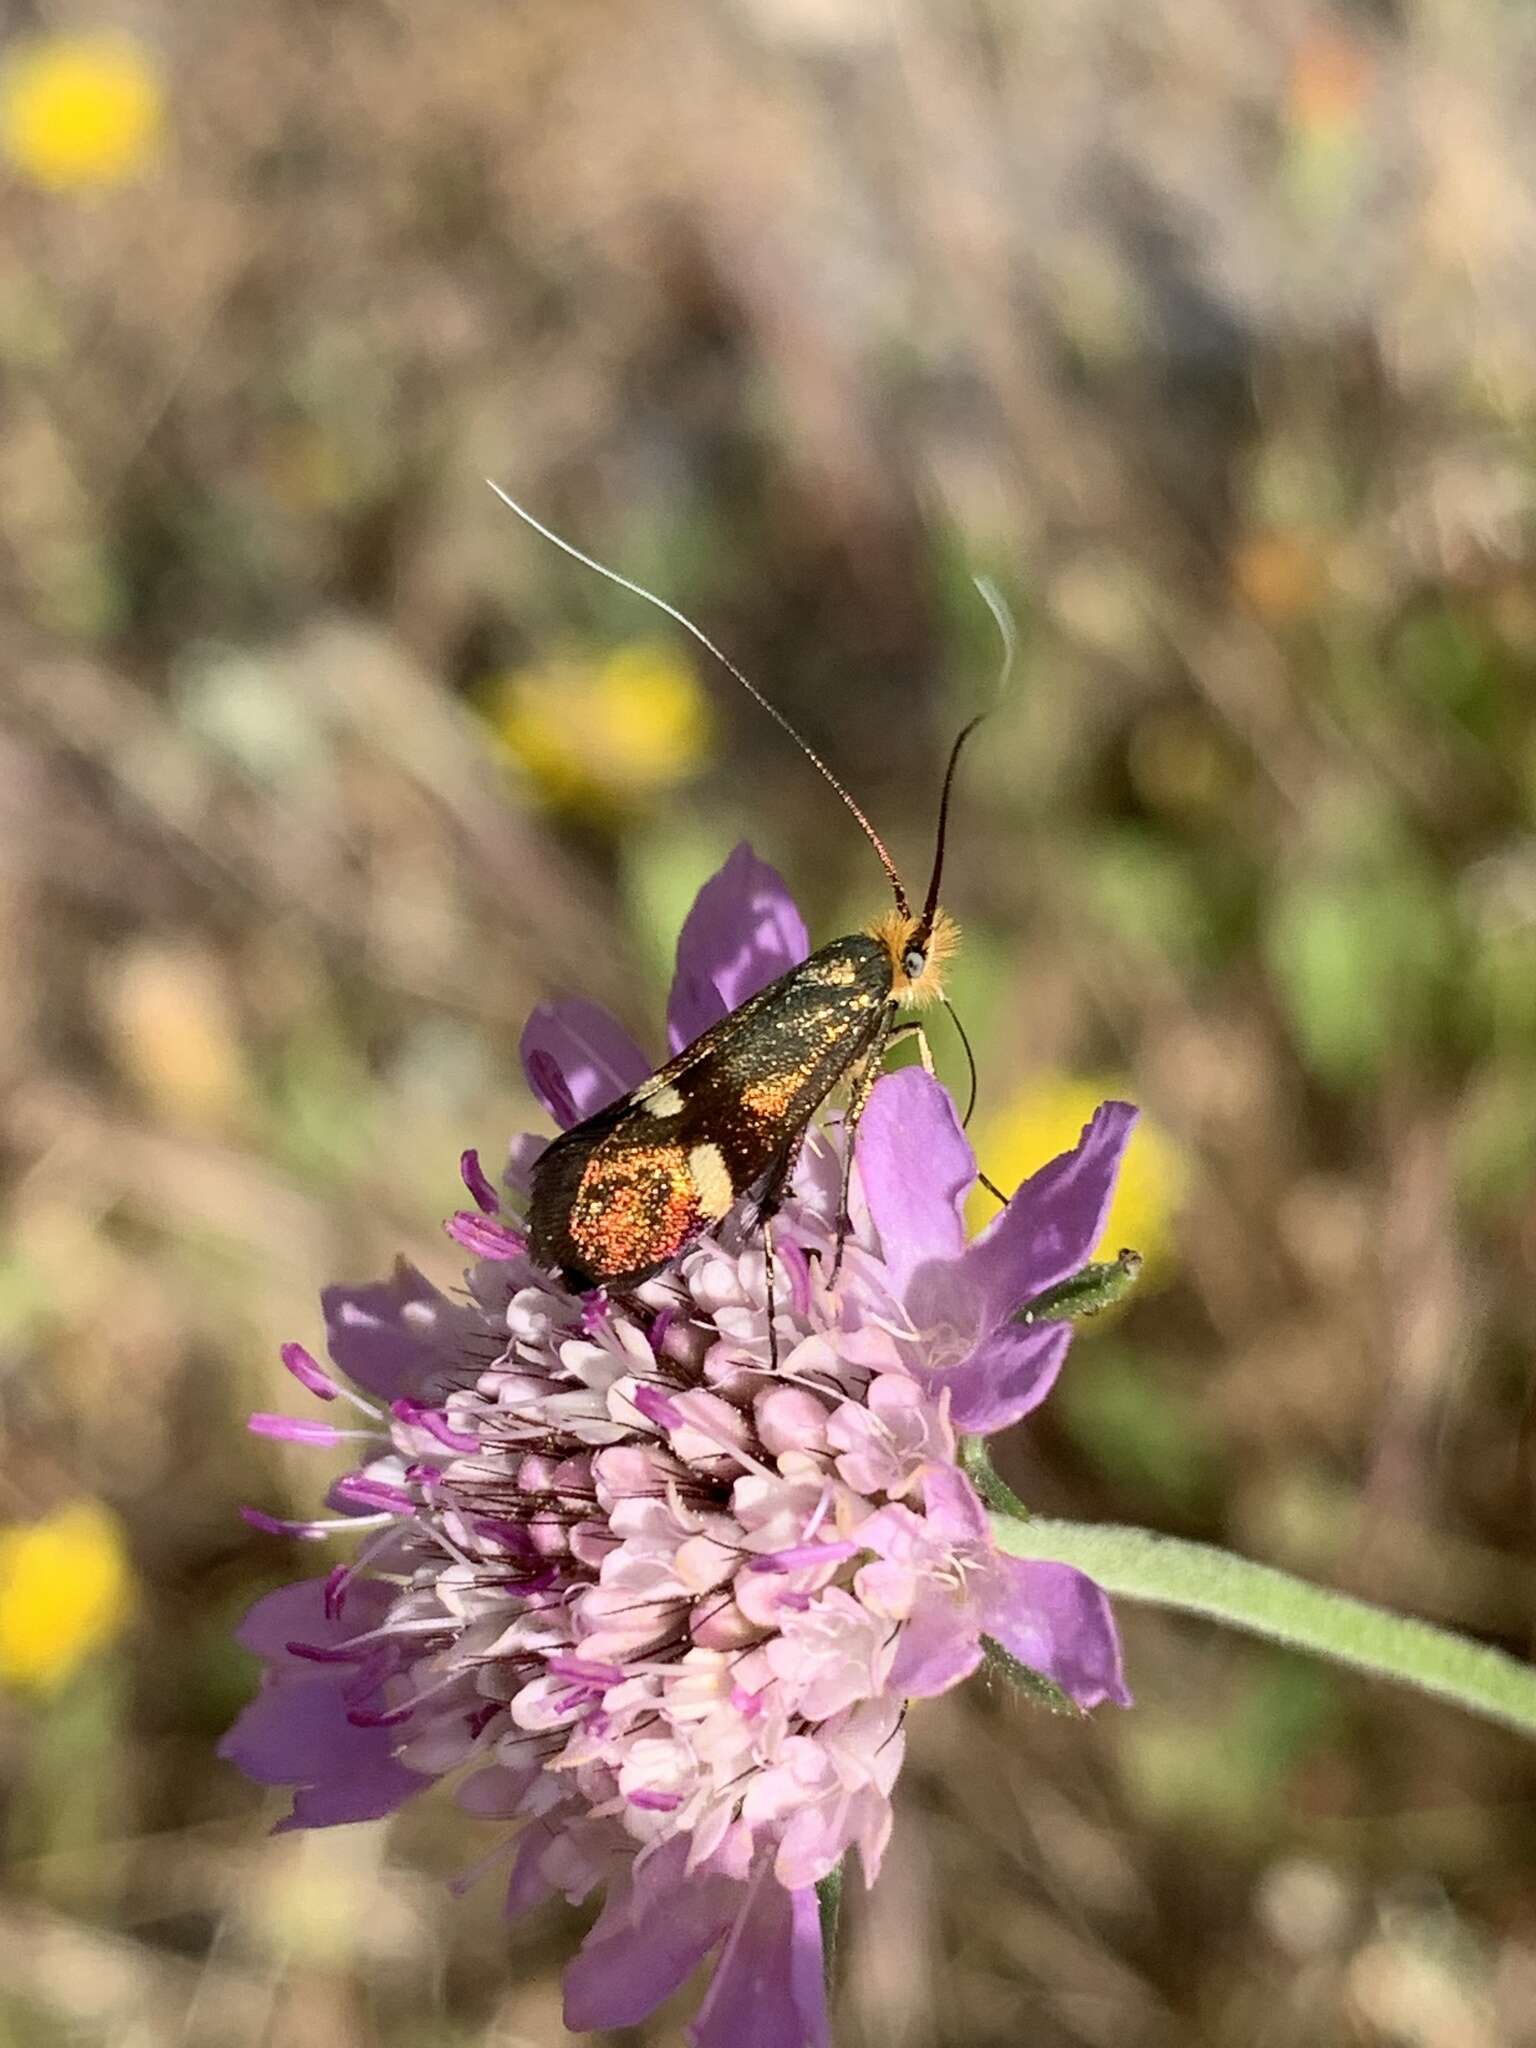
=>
[740,1071,802,1120]
[570,1141,699,1275]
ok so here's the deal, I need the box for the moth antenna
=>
[487,480,911,916]
[972,574,1017,700]
[941,992,982,1126]
[914,574,1016,943]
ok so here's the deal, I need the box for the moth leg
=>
[830,1019,894,1281]
[887,1019,936,1076]
[761,1214,779,1374]
[750,1135,804,1374]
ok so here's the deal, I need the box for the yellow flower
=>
[481,641,710,818]
[968,1072,1187,1285]
[0,1502,133,1692]
[592,645,710,785]
[0,34,163,191]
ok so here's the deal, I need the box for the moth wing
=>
[527,1028,782,1290]
[527,936,892,1288]
[524,1036,730,1290]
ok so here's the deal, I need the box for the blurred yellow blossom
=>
[0,33,163,191]
[480,641,710,817]
[0,1501,133,1692]
[968,1072,1187,1285]
[103,940,251,1132]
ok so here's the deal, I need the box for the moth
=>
[488,482,1002,1299]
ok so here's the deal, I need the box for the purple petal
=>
[919,1463,991,1548]
[331,1473,415,1517]
[444,1211,527,1259]
[749,1540,861,1573]
[858,1069,975,1291]
[520,997,652,1128]
[504,1130,548,1194]
[322,1258,467,1403]
[524,1047,576,1127]
[218,1674,422,1825]
[915,1320,1072,1436]
[562,1838,735,2031]
[280,1341,338,1401]
[456,1761,540,1819]
[222,1576,424,1826]
[961,1101,1138,1322]
[460,1148,500,1213]
[632,1382,685,1431]
[689,1874,828,2048]
[248,1413,346,1447]
[234,1577,393,1662]
[888,1585,985,1698]
[505,1820,564,1918]
[277,1760,422,1830]
[667,844,809,1054]
[220,1679,351,1783]
[980,1555,1131,1710]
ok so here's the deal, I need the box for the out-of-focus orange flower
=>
[0,33,163,190]
[1288,28,1372,136]
[104,941,251,1132]
[1232,530,1328,623]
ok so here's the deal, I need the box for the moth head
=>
[867,906,959,1009]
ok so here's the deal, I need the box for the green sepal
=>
[980,1636,1084,1717]
[1017,1247,1143,1324]
[960,1435,1031,1520]
[815,1860,844,1990]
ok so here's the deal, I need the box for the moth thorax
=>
[866,906,960,1009]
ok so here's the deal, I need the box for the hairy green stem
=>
[992,1516,1536,1740]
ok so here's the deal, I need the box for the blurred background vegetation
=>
[2,3,1535,2042]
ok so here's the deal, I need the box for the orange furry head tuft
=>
[865,907,960,1009]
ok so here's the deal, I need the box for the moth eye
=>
[902,946,927,979]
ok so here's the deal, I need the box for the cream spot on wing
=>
[687,1141,735,1220]
[637,1082,685,1117]
[804,956,857,987]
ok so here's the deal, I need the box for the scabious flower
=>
[223,843,1136,2047]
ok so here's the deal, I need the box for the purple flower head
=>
[224,844,1136,2046]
